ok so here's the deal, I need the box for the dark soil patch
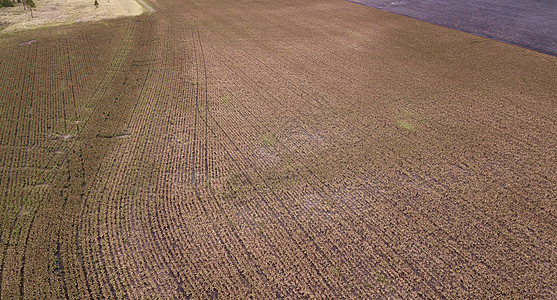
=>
[350,0,557,56]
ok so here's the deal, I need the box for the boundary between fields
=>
[347,0,557,57]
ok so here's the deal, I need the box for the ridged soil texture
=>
[0,0,556,298]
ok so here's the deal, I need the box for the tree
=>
[0,0,14,7]
[94,0,98,8]
[24,0,34,17]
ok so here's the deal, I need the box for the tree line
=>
[1,0,36,18]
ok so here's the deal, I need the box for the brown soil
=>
[0,0,555,298]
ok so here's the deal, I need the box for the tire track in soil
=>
[71,31,131,299]
[76,19,156,293]
[83,19,196,298]
[73,19,159,299]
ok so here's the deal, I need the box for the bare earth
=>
[0,0,556,298]
[351,0,557,56]
[0,0,146,33]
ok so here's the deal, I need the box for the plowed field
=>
[1,0,556,298]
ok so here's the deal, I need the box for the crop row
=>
[178,2,556,296]
[0,17,148,299]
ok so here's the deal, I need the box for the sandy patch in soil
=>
[0,0,150,33]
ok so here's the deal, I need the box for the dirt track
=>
[1,0,556,298]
